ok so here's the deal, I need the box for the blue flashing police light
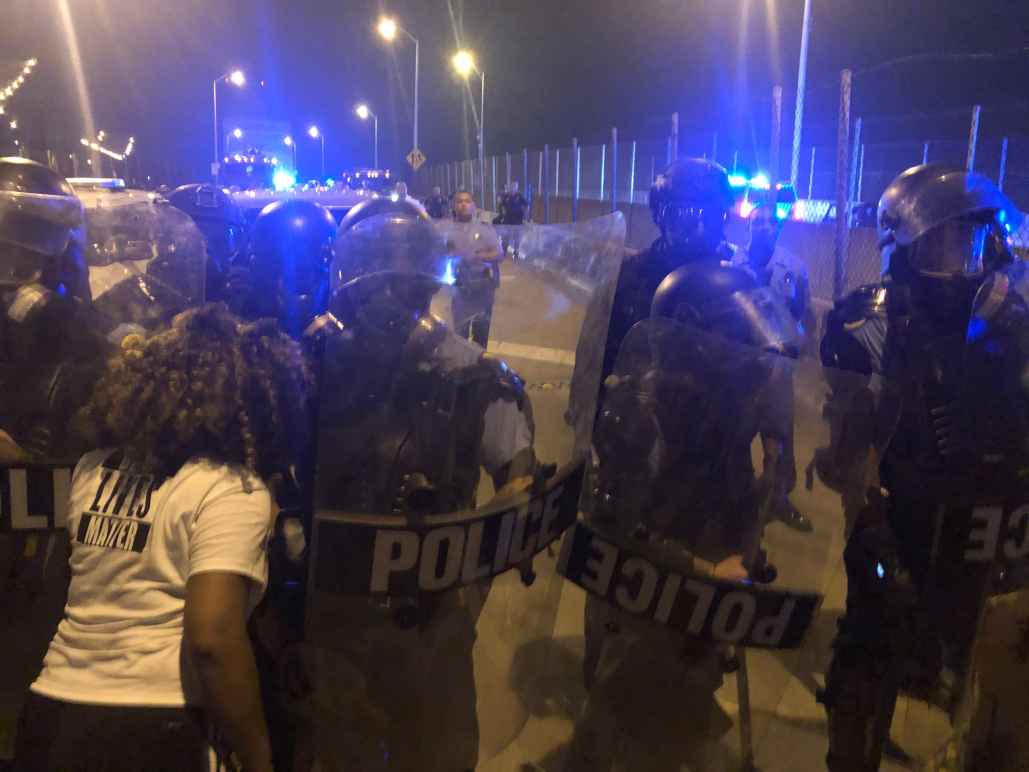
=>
[273,169,297,192]
[750,173,771,191]
[728,173,748,188]
[325,177,335,186]
[775,201,792,220]
[440,257,458,286]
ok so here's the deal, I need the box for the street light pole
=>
[376,18,419,163]
[479,70,486,209]
[356,105,380,170]
[413,34,420,155]
[790,0,813,189]
[212,69,245,186]
[212,79,219,184]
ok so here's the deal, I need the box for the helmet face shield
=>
[0,242,46,287]
[660,204,725,253]
[0,191,83,258]
[909,218,990,278]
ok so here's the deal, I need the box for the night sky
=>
[2,0,1028,183]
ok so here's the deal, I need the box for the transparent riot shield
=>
[300,213,625,770]
[545,314,873,772]
[0,205,207,763]
[85,201,207,332]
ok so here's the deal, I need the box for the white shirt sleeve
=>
[188,475,274,597]
[481,399,533,477]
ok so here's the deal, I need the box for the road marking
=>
[488,341,576,367]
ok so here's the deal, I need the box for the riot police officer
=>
[566,256,802,771]
[167,183,246,301]
[0,157,104,461]
[818,164,1027,771]
[591,158,736,392]
[227,198,336,339]
[424,185,448,219]
[0,157,108,764]
[296,197,540,772]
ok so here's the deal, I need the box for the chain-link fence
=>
[423,108,1029,305]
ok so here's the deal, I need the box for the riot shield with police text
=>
[550,314,873,772]
[0,205,208,762]
[301,213,625,771]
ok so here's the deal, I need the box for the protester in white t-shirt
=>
[15,305,314,772]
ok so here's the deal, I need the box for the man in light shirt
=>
[444,189,503,347]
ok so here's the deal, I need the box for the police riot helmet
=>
[331,200,450,343]
[245,198,336,335]
[878,163,1020,280]
[338,195,429,233]
[167,185,245,258]
[649,158,734,257]
[651,262,799,358]
[0,157,85,293]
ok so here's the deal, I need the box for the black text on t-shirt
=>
[75,468,159,553]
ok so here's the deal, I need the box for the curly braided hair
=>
[79,303,315,483]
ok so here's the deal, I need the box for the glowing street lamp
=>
[452,49,486,206]
[308,125,325,179]
[212,68,246,183]
[355,103,379,170]
[375,15,419,163]
[376,16,398,42]
[232,127,243,140]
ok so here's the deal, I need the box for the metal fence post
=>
[554,147,561,199]
[834,69,853,301]
[770,85,783,182]
[600,144,607,201]
[506,152,512,188]
[671,112,679,161]
[966,104,982,172]
[491,155,497,210]
[999,137,1009,192]
[537,150,544,208]
[808,147,816,198]
[610,128,619,213]
[922,141,930,165]
[848,117,862,210]
[856,143,866,203]
[543,144,550,224]
[629,140,638,206]
[572,137,580,223]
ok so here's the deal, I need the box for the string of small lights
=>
[0,57,37,117]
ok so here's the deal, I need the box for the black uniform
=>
[424,192,448,220]
[497,191,528,226]
[818,164,1029,771]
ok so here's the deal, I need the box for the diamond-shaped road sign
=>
[406,148,426,171]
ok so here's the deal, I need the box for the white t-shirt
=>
[31,450,274,707]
